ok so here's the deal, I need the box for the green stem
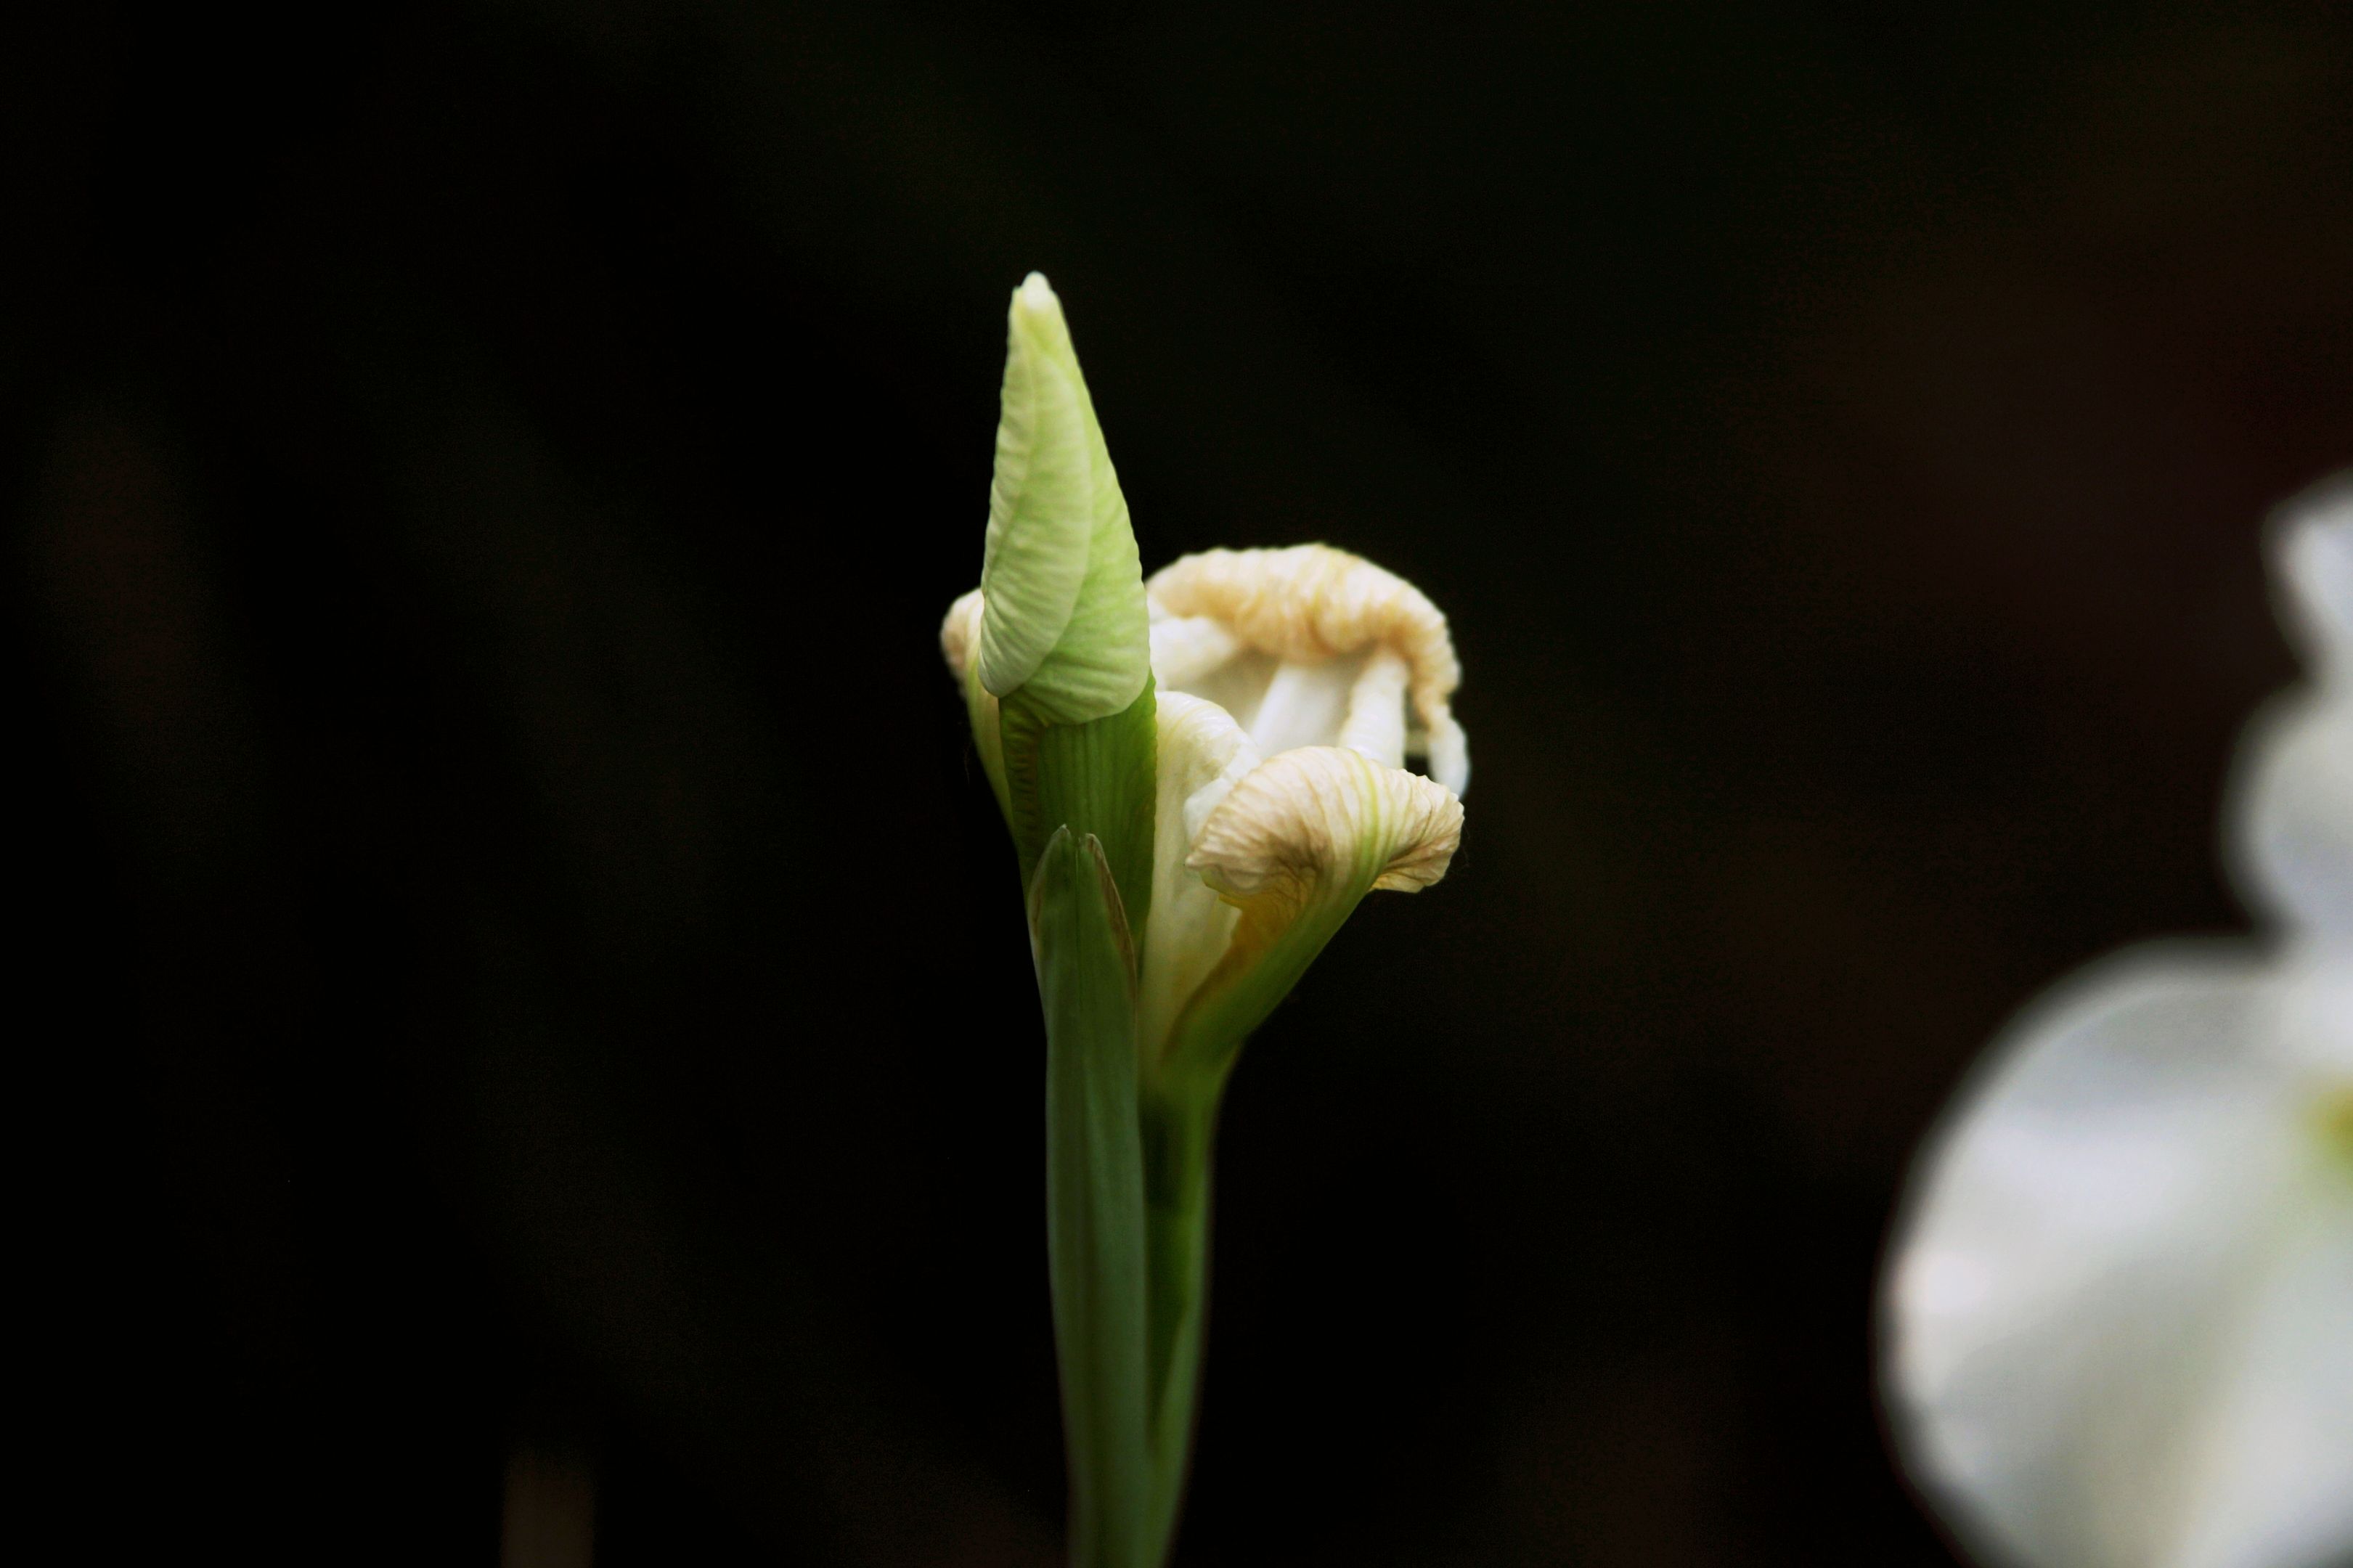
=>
[1141,1088,1218,1563]
[1032,829,1152,1568]
[1003,682,1157,950]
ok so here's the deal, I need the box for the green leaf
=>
[1031,827,1152,1568]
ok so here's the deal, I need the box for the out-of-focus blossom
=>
[1882,477,2353,1568]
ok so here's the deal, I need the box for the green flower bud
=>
[977,273,1151,727]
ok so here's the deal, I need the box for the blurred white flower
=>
[1883,476,2353,1568]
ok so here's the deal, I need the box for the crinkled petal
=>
[2233,691,2353,939]
[1147,746,1460,1085]
[1188,746,1460,902]
[1148,546,1469,793]
[1883,944,2353,1568]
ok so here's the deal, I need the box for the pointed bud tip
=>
[1015,271,1060,317]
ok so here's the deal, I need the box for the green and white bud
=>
[978,273,1151,727]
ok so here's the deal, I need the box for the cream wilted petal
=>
[953,541,1468,1086]
[1143,745,1462,1085]
[1148,544,1469,792]
[1188,746,1461,902]
[1122,546,1469,1084]
[942,587,1010,823]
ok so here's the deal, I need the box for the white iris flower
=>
[947,542,1465,1093]
[1883,477,2353,1568]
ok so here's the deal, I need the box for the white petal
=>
[1136,693,1259,1060]
[2233,693,2353,940]
[1247,655,1363,756]
[2166,1202,2353,1568]
[2270,473,2353,675]
[1884,945,2353,1568]
[1146,611,1242,690]
[1338,649,1411,769]
[2232,475,2353,937]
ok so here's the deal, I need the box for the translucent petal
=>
[1136,693,1257,1062]
[1884,945,2353,1568]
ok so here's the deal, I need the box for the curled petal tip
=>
[1187,746,1462,904]
[1148,544,1469,793]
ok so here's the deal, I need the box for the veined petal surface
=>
[1188,746,1461,903]
[1149,544,1469,793]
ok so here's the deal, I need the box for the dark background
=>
[9,1,2352,1562]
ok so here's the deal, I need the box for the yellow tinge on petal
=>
[1149,746,1462,1087]
[956,531,1470,1088]
[942,587,1011,823]
[1135,693,1260,1063]
[1148,544,1468,792]
[1190,746,1461,902]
